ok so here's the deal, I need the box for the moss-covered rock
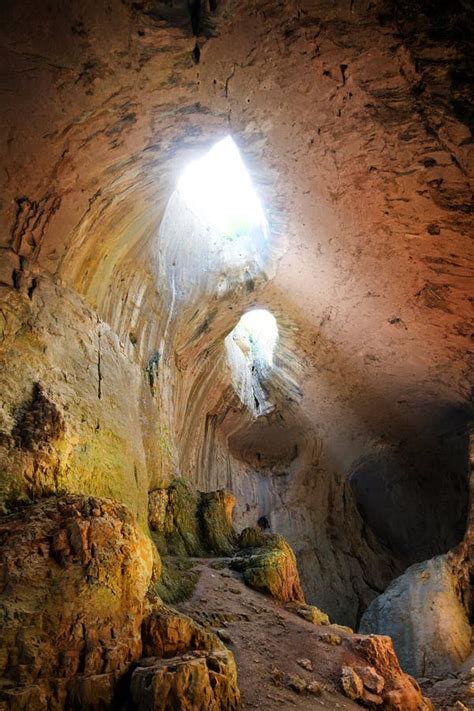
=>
[238,525,267,549]
[151,557,200,604]
[296,603,330,625]
[148,480,236,558]
[149,479,203,557]
[232,527,305,603]
[199,490,236,556]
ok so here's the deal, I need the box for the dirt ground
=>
[177,559,362,710]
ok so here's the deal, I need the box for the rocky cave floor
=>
[176,557,473,710]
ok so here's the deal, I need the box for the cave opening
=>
[176,135,268,258]
[225,308,278,417]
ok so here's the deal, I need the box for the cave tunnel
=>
[0,0,473,709]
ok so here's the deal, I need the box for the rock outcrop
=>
[231,527,304,603]
[360,553,472,677]
[341,635,434,710]
[0,495,153,709]
[135,604,240,710]
[130,649,239,711]
[149,480,236,558]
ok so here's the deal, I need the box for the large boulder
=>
[0,495,153,709]
[135,604,240,710]
[359,554,472,677]
[198,490,236,556]
[130,649,240,711]
[231,527,305,603]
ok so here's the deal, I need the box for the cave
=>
[0,1,472,709]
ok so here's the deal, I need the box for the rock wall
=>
[0,0,472,626]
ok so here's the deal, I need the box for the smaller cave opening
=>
[225,309,278,417]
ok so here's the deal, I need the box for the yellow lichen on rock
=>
[232,527,305,603]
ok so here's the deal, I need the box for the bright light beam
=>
[177,136,267,241]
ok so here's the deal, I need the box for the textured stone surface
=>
[0,279,155,522]
[148,480,236,557]
[199,490,236,556]
[232,528,305,602]
[342,635,434,710]
[359,554,472,677]
[142,605,224,659]
[0,495,153,708]
[130,649,240,711]
[134,598,241,710]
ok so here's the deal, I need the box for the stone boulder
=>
[142,605,224,658]
[0,495,153,709]
[199,490,236,556]
[135,604,240,710]
[130,649,240,711]
[359,554,472,677]
[231,527,305,602]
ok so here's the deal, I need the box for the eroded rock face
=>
[142,605,223,659]
[148,480,236,557]
[136,604,240,710]
[130,649,240,711]
[0,495,153,709]
[359,554,472,677]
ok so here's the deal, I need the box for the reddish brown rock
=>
[343,635,434,710]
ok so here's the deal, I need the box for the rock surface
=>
[0,495,153,709]
[360,554,472,677]
[130,649,240,711]
[177,557,434,710]
[232,527,305,603]
[149,480,236,558]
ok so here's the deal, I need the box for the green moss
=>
[153,557,199,604]
[199,490,236,556]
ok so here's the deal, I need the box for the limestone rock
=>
[130,649,240,711]
[142,605,223,659]
[296,603,330,625]
[341,666,364,700]
[359,554,472,677]
[148,481,236,557]
[138,601,240,710]
[0,494,153,709]
[149,479,203,557]
[232,529,304,603]
[199,490,236,556]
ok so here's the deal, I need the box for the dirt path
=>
[177,559,361,710]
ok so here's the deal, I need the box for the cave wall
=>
[0,0,472,625]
